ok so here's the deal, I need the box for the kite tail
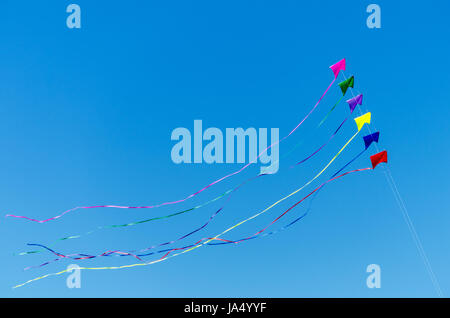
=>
[22,186,237,254]
[331,149,366,178]
[317,95,344,127]
[122,129,363,259]
[209,149,369,246]
[6,78,336,224]
[148,167,373,261]
[13,166,371,289]
[277,93,347,165]
[23,131,362,269]
[17,109,357,257]
[293,116,349,166]
[23,174,266,268]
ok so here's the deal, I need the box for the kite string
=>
[341,72,443,297]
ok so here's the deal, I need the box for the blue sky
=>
[0,0,449,297]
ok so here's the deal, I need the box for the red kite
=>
[370,150,388,169]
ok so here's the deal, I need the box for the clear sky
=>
[0,0,449,297]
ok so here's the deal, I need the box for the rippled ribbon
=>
[24,152,368,270]
[209,148,368,245]
[19,92,351,256]
[6,78,337,224]
[22,127,361,271]
[152,130,363,262]
[292,115,349,167]
[18,185,240,256]
[23,174,265,268]
[13,165,371,289]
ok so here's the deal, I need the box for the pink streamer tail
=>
[6,78,336,223]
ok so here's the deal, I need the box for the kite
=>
[346,94,363,113]
[354,112,371,131]
[370,150,388,169]
[330,58,346,78]
[363,132,380,149]
[339,76,354,95]
[317,76,355,127]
